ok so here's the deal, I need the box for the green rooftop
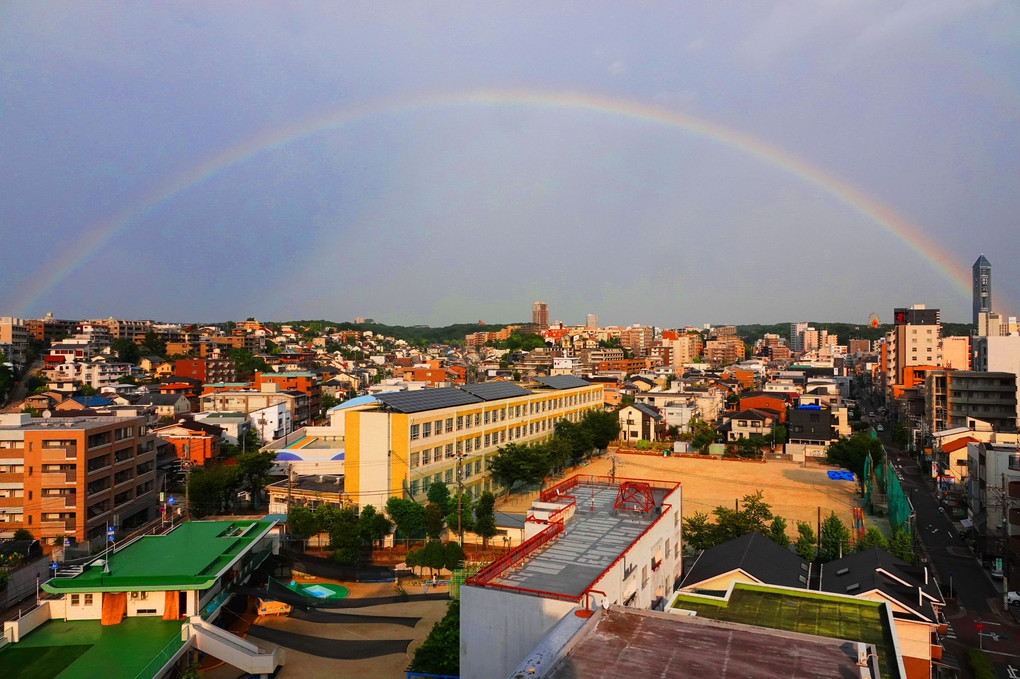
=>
[0,618,185,679]
[43,520,274,593]
[672,583,902,679]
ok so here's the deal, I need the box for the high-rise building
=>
[886,304,940,389]
[789,322,809,353]
[586,314,598,329]
[973,255,991,325]
[532,301,549,328]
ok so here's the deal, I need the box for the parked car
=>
[876,424,884,432]
[1006,591,1020,606]
[991,565,1004,579]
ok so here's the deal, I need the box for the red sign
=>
[975,623,984,633]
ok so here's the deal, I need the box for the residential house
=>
[618,403,666,443]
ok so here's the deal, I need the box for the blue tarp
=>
[827,470,855,482]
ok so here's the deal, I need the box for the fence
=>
[885,461,913,539]
[132,630,188,679]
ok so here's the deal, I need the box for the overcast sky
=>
[2,2,1017,326]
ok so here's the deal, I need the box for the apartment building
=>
[0,317,30,365]
[200,383,311,426]
[925,371,1017,433]
[332,377,603,509]
[460,475,683,679]
[966,441,1020,569]
[254,371,321,418]
[0,413,157,547]
[886,305,941,392]
[174,358,237,384]
[703,336,746,366]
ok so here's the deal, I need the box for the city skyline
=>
[2,3,1018,325]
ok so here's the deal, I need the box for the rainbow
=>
[9,89,973,314]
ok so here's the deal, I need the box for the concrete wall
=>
[63,592,102,620]
[358,411,392,510]
[460,585,576,679]
[3,600,52,642]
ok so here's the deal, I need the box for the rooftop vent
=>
[846,583,860,593]
[836,567,850,576]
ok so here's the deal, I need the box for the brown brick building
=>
[0,413,157,547]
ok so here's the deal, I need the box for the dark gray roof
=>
[533,375,591,390]
[375,387,482,413]
[134,394,186,406]
[459,382,533,401]
[630,402,663,421]
[682,533,810,590]
[820,547,944,622]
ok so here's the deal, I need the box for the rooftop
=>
[43,520,275,593]
[671,583,902,679]
[530,606,874,679]
[0,617,185,679]
[482,479,674,599]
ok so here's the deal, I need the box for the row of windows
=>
[409,392,598,440]
[408,472,500,498]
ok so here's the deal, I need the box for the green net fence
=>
[863,453,873,509]
[885,462,912,538]
[449,563,482,600]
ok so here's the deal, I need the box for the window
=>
[474,413,481,426]
[410,424,420,440]
[422,449,430,465]
[465,439,472,453]
[500,431,506,443]
[475,436,481,449]
[445,469,454,483]
[500,409,506,421]
[409,480,419,496]
[445,418,454,433]
[457,416,464,430]
[484,411,490,424]
[71,594,80,606]
[446,444,454,459]
[456,441,463,454]
[84,594,93,606]
[422,422,431,438]
[474,460,481,474]
[484,434,491,447]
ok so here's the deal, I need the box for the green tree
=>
[234,450,277,505]
[330,507,362,563]
[426,482,452,515]
[110,338,140,364]
[818,512,851,562]
[489,443,550,500]
[446,493,474,536]
[314,503,344,535]
[887,529,915,564]
[891,423,909,449]
[769,516,790,548]
[228,348,270,380]
[681,512,717,550]
[794,521,817,562]
[358,505,393,547]
[443,541,465,571]
[422,539,447,578]
[386,497,425,539]
[117,374,138,385]
[423,502,446,540]
[320,393,340,413]
[554,419,594,464]
[405,547,423,577]
[12,528,33,542]
[854,526,888,552]
[826,433,885,480]
[187,465,239,518]
[579,409,621,449]
[141,329,167,357]
[473,490,498,549]
[287,506,318,540]
[80,384,97,396]
[408,600,460,675]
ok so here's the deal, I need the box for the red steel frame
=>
[613,481,655,513]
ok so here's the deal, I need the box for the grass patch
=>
[0,644,92,678]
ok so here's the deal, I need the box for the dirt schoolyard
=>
[497,452,866,537]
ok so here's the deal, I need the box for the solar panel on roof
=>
[459,382,533,401]
[375,388,482,413]
[533,375,590,390]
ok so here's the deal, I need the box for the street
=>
[872,417,1020,677]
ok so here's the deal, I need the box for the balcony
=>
[930,631,943,661]
[42,471,77,485]
[41,494,77,511]
[41,518,77,534]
